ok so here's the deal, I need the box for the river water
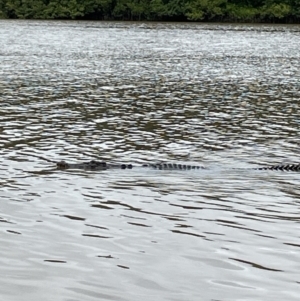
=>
[1,20,300,301]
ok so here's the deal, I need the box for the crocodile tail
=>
[256,163,300,172]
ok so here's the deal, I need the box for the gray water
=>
[1,20,300,301]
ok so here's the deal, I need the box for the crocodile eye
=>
[57,161,68,169]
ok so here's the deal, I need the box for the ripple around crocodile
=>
[56,160,300,172]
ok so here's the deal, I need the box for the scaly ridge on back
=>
[142,163,206,170]
[255,163,300,172]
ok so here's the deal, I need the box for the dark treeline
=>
[0,0,299,22]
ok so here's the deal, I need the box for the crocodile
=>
[56,160,300,172]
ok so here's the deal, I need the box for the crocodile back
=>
[143,163,206,170]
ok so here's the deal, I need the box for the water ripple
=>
[1,20,300,301]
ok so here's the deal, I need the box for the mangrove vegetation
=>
[0,0,299,22]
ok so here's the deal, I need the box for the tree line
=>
[0,0,299,22]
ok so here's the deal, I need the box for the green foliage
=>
[127,0,149,20]
[226,3,259,21]
[229,0,262,8]
[112,0,129,19]
[6,0,45,19]
[186,0,227,20]
[0,0,6,18]
[82,0,114,19]
[290,0,300,17]
[262,2,291,19]
[150,0,167,18]
[165,0,187,17]
[0,0,299,21]
[43,0,85,19]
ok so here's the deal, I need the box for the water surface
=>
[1,20,300,301]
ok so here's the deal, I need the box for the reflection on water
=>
[1,20,300,301]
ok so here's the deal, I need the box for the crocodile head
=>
[56,160,108,170]
[57,161,69,169]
